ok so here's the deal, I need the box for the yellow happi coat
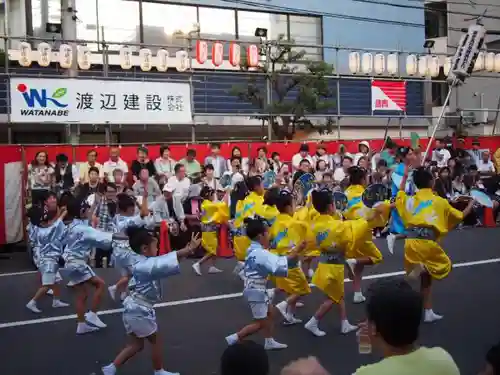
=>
[233,192,264,261]
[200,200,229,256]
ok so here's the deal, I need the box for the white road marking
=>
[0,270,37,277]
[0,257,498,330]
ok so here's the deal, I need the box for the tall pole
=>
[422,87,453,161]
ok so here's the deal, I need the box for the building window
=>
[431,67,447,106]
[425,2,448,39]
[237,10,288,43]
[199,7,236,58]
[76,0,99,51]
[289,15,322,61]
[98,0,140,51]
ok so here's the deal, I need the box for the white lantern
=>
[495,53,500,73]
[59,43,73,69]
[348,52,361,74]
[18,42,32,67]
[77,45,91,70]
[443,56,452,75]
[139,48,153,71]
[212,42,224,67]
[156,49,169,72]
[176,50,189,72]
[374,53,385,75]
[37,42,51,67]
[386,53,398,75]
[361,52,373,74]
[406,54,417,75]
[474,51,484,71]
[119,46,132,70]
[229,43,241,67]
[485,52,495,72]
[428,56,440,77]
[418,55,429,76]
[247,44,259,67]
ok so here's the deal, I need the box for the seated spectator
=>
[204,143,227,179]
[102,147,128,182]
[167,163,191,202]
[292,144,313,171]
[354,278,459,375]
[131,146,156,182]
[76,166,101,199]
[203,164,222,191]
[434,167,453,199]
[479,341,500,375]
[333,154,353,183]
[180,149,202,178]
[150,183,186,229]
[79,149,103,184]
[112,169,127,193]
[477,151,495,175]
[132,167,161,205]
[221,340,269,375]
[155,145,176,186]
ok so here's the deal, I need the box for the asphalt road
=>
[0,227,499,375]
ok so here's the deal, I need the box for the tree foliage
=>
[230,35,336,139]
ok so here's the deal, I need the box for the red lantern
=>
[229,43,241,67]
[247,44,259,67]
[212,42,224,67]
[196,40,208,64]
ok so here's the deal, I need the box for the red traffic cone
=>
[159,221,171,255]
[483,207,496,228]
[217,224,233,258]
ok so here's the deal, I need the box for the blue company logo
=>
[17,83,68,108]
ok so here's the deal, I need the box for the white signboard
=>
[9,78,193,124]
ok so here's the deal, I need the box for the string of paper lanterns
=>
[348,51,500,76]
[16,41,260,71]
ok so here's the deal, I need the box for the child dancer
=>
[61,196,127,334]
[192,186,229,275]
[101,229,201,375]
[225,217,306,350]
[395,166,474,322]
[26,206,70,313]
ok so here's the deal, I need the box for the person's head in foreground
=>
[244,217,269,248]
[479,341,500,375]
[220,340,269,375]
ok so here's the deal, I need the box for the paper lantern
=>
[443,56,452,75]
[229,43,241,67]
[348,52,361,74]
[119,46,132,70]
[474,51,484,71]
[247,44,259,67]
[386,53,398,75]
[176,50,189,72]
[77,45,91,70]
[37,42,51,67]
[196,41,208,64]
[156,49,169,72]
[59,43,73,69]
[212,42,224,67]
[361,52,373,74]
[485,52,495,72]
[418,55,428,76]
[18,42,32,67]
[139,48,152,71]
[428,56,440,77]
[406,54,417,75]
[374,53,385,75]
[495,53,500,73]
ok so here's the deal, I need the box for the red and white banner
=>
[371,80,406,112]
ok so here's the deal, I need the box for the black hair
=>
[246,176,262,192]
[348,166,366,185]
[244,217,267,240]
[263,187,280,206]
[366,278,423,347]
[32,151,50,167]
[220,340,269,375]
[230,181,249,219]
[117,193,136,212]
[276,190,293,213]
[486,341,500,375]
[299,159,311,166]
[230,156,241,165]
[87,149,98,156]
[105,182,117,191]
[257,146,267,154]
[137,146,148,155]
[271,152,280,159]
[200,185,215,200]
[311,189,333,214]
[44,191,58,202]
[88,166,100,175]
[126,226,156,254]
[27,206,44,226]
[66,196,89,219]
[413,167,434,189]
[210,143,221,149]
[56,153,68,163]
[204,163,214,171]
[159,145,170,156]
[58,191,74,208]
[187,149,196,156]
[174,163,184,173]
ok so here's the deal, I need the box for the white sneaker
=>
[26,300,41,313]
[304,317,326,337]
[46,289,54,296]
[85,311,107,328]
[208,266,223,274]
[192,262,202,276]
[264,338,287,350]
[154,370,180,375]
[340,320,358,334]
[424,309,443,323]
[353,292,366,304]
[76,322,100,335]
[101,364,116,375]
[52,299,69,308]
[67,281,76,287]
[108,285,117,301]
[276,301,302,325]
[225,333,239,346]
[386,234,396,254]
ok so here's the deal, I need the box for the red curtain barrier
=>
[21,136,500,165]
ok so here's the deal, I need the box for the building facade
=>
[0,0,430,144]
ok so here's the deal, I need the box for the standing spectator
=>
[132,167,161,205]
[292,144,313,171]
[204,143,227,179]
[227,146,249,174]
[354,141,371,166]
[130,146,156,182]
[154,145,177,186]
[180,149,202,178]
[102,147,128,182]
[79,149,103,184]
[76,166,101,199]
[167,163,191,202]
[432,139,451,168]
[92,183,118,268]
[27,151,54,206]
[270,152,283,172]
[477,151,496,174]
[256,147,269,173]
[54,153,79,195]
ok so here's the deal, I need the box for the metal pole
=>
[423,87,453,161]
[265,43,273,141]
[490,95,500,136]
[61,0,78,78]
[380,118,391,151]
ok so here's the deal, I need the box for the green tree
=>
[231,35,336,139]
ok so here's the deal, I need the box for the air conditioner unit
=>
[444,111,461,128]
[461,110,488,126]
